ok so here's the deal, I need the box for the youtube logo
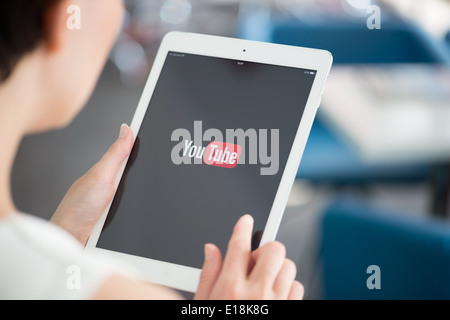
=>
[171,121,280,175]
[203,141,242,169]
[181,140,242,169]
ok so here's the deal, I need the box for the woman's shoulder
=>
[1,212,84,252]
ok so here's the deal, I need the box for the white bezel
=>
[86,32,332,293]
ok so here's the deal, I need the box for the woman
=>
[0,0,303,299]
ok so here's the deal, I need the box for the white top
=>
[0,213,134,300]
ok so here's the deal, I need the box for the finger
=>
[221,215,254,278]
[273,259,297,299]
[249,241,286,287]
[92,124,134,179]
[288,281,304,300]
[247,245,262,274]
[194,243,223,300]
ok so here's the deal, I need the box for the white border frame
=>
[86,32,332,293]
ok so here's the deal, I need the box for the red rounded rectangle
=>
[203,141,242,168]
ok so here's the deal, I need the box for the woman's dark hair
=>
[0,0,60,82]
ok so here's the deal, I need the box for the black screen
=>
[97,52,316,268]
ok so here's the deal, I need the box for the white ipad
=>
[86,32,332,293]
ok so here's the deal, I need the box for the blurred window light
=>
[381,0,450,38]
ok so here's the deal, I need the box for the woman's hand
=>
[51,126,303,300]
[195,215,304,300]
[50,124,133,245]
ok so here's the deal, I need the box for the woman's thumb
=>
[94,124,133,177]
[194,243,223,300]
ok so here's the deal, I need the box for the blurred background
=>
[12,0,450,299]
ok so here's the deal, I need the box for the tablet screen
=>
[96,51,316,269]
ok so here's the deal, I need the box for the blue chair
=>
[321,198,450,299]
[298,120,429,183]
[268,19,450,65]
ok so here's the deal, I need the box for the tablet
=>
[86,32,332,292]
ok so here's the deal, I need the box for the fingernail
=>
[119,124,128,138]
[241,214,254,225]
[204,243,214,260]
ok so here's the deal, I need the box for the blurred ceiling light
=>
[160,0,192,25]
